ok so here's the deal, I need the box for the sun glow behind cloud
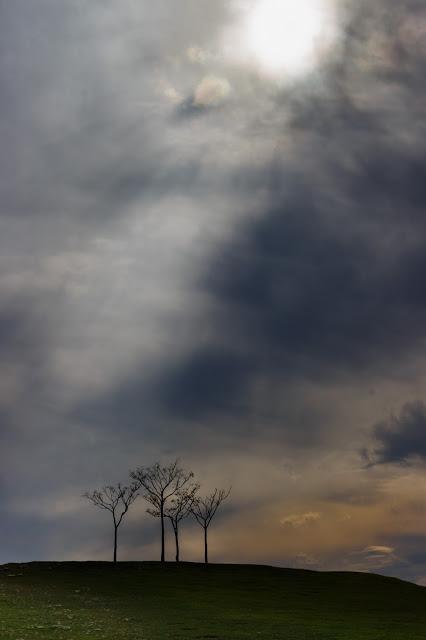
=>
[224,0,339,79]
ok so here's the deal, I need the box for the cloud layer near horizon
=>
[1,0,426,584]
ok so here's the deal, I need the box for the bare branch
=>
[192,487,231,529]
[191,487,231,563]
[130,459,195,562]
[130,460,194,508]
[83,481,139,562]
[164,483,200,530]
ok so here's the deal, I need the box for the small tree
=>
[192,488,231,564]
[165,484,199,562]
[83,482,138,563]
[130,460,194,562]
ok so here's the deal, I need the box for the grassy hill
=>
[0,562,425,639]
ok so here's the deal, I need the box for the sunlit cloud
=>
[281,512,321,528]
[193,75,232,107]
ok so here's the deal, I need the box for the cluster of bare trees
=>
[84,460,230,564]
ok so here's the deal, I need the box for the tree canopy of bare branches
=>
[130,460,194,562]
[164,483,199,562]
[83,482,139,563]
[192,488,231,564]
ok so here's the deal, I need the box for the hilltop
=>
[0,561,425,639]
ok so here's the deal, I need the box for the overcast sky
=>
[1,0,426,584]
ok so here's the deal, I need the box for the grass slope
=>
[0,562,425,639]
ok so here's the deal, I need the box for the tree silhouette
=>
[192,487,231,564]
[83,482,138,563]
[130,460,194,562]
[164,484,199,562]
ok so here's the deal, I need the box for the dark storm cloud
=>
[143,0,426,423]
[366,402,426,465]
[156,151,426,419]
[160,348,252,418]
[71,0,426,439]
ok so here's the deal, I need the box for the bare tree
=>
[164,484,199,562]
[192,488,231,564]
[83,483,138,563]
[130,460,194,562]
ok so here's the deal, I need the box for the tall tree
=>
[83,483,138,563]
[130,460,194,562]
[165,484,199,562]
[192,488,231,564]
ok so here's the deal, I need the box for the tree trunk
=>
[204,526,208,564]
[113,525,118,563]
[160,503,165,562]
[174,524,180,563]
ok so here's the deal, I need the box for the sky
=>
[1,0,426,584]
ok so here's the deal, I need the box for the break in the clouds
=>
[1,0,426,584]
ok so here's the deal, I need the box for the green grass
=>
[0,562,425,639]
